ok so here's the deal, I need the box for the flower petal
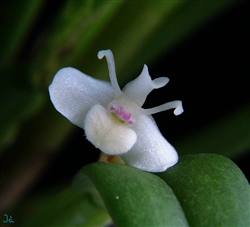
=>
[49,67,114,128]
[97,50,123,98]
[122,65,169,106]
[142,100,184,116]
[120,114,178,172]
[84,105,137,155]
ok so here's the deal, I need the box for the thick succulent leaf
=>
[158,153,250,227]
[73,162,189,227]
[120,114,178,172]
[49,67,114,128]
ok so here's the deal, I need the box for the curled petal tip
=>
[174,105,184,115]
[97,51,104,59]
[97,49,111,59]
[174,101,184,116]
[142,100,184,116]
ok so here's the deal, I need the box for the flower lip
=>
[84,104,137,155]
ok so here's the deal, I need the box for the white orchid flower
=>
[49,49,183,172]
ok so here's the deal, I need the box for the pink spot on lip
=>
[121,111,131,121]
[109,104,134,124]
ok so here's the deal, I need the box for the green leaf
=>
[158,153,250,227]
[73,162,189,227]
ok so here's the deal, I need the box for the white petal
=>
[142,100,184,116]
[97,50,123,98]
[49,67,114,128]
[122,65,169,106]
[120,114,178,172]
[84,105,137,155]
